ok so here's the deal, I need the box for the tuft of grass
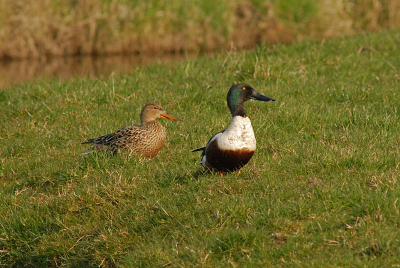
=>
[1,29,400,267]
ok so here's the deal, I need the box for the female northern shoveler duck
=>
[192,83,275,174]
[82,103,181,158]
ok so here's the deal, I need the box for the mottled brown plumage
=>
[82,103,181,158]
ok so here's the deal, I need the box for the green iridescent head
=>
[226,83,275,117]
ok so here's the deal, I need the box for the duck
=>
[82,103,182,158]
[192,83,275,174]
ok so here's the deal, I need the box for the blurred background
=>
[1,0,399,87]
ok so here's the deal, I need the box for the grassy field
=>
[1,0,400,59]
[1,29,400,267]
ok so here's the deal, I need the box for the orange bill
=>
[160,112,182,121]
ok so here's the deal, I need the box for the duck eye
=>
[242,87,246,90]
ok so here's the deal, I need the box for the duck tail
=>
[192,147,205,153]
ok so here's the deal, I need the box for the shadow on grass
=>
[358,241,390,259]
[174,166,231,184]
[154,168,209,188]
[3,151,136,194]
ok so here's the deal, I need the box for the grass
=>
[1,29,400,267]
[1,0,400,59]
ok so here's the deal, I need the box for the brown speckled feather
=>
[82,103,181,158]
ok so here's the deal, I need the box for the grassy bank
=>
[1,29,400,267]
[1,0,400,59]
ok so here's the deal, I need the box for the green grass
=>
[1,29,400,267]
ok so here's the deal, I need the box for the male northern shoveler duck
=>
[192,83,275,174]
[82,103,181,158]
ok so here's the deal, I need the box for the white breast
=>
[213,116,256,151]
